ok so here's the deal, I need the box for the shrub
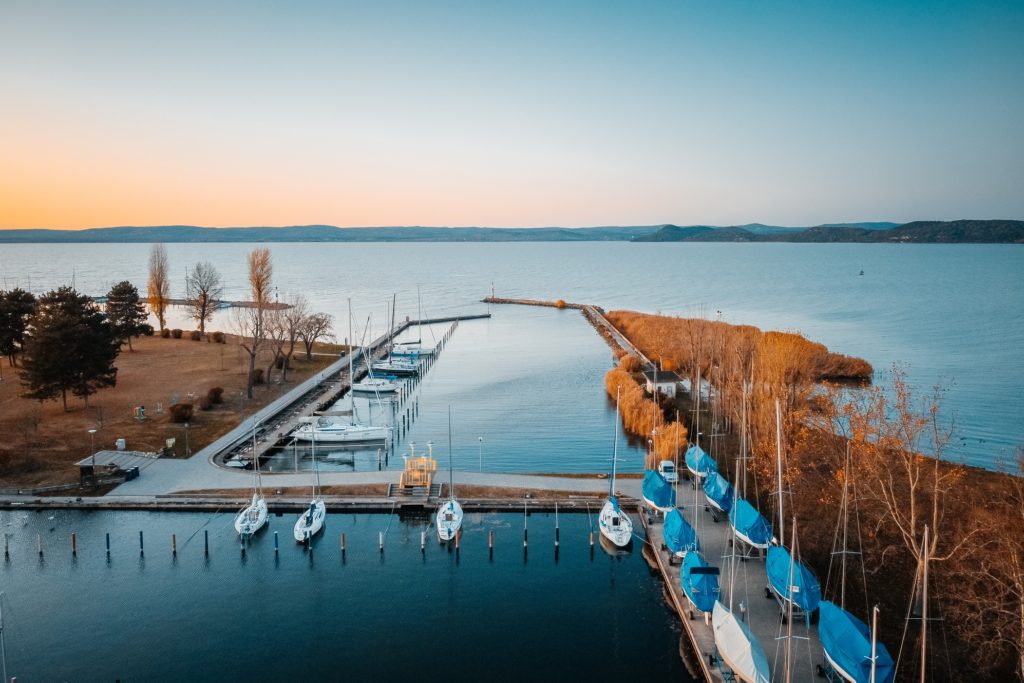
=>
[171,328,183,339]
[141,324,155,336]
[253,368,265,384]
[211,331,226,344]
[190,330,202,341]
[160,328,171,339]
[619,354,642,372]
[199,396,213,411]
[168,403,194,423]
[207,386,224,404]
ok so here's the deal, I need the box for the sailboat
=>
[395,286,436,357]
[680,552,720,618]
[729,498,772,554]
[685,443,717,481]
[234,419,269,536]
[663,508,700,557]
[599,391,633,548]
[818,445,896,683]
[295,299,392,443]
[703,470,734,519]
[434,409,462,540]
[435,409,464,542]
[765,401,822,618]
[293,445,326,543]
[641,469,676,514]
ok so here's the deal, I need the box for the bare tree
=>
[263,308,288,387]
[279,294,311,381]
[300,312,333,360]
[147,243,171,333]
[236,248,273,398]
[185,261,223,335]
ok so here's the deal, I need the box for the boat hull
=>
[435,499,464,542]
[293,499,326,542]
[234,495,269,536]
[598,498,633,548]
[293,424,390,443]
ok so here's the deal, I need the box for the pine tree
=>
[0,288,37,366]
[106,280,148,351]
[20,287,120,411]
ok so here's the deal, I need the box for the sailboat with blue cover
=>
[766,544,822,616]
[641,469,676,514]
[703,471,733,519]
[663,508,699,557]
[680,552,719,619]
[684,443,717,481]
[818,602,895,683]
[729,498,772,554]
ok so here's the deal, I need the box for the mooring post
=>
[455,529,460,553]
[37,533,42,558]
[555,503,560,548]
[379,531,384,553]
[5,534,10,560]
[420,530,426,553]
[139,530,144,557]
[172,533,177,557]
[341,532,346,557]
[71,532,77,557]
[105,532,110,558]
[274,531,279,555]
[204,529,209,556]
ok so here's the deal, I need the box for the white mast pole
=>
[775,399,785,544]
[870,604,879,683]
[920,525,929,683]
[1,591,8,683]
[611,388,620,498]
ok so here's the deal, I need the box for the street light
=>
[478,436,483,472]
[88,428,97,469]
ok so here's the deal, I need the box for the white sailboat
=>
[295,299,392,444]
[293,443,326,543]
[352,376,400,394]
[599,391,633,548]
[234,419,269,536]
[435,410,464,542]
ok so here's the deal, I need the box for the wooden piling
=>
[204,529,209,556]
[172,533,177,556]
[71,532,77,556]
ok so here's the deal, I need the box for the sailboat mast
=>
[920,525,929,683]
[870,604,879,683]
[417,285,423,344]
[784,518,796,683]
[775,400,785,544]
[611,389,620,498]
[840,443,851,609]
[448,406,454,499]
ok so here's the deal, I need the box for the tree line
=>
[0,244,334,410]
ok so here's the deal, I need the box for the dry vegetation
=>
[0,331,340,488]
[603,309,1024,681]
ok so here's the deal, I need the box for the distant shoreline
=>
[0,219,1021,244]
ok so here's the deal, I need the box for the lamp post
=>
[478,436,484,472]
[88,428,97,470]
[184,422,190,456]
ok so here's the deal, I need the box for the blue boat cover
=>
[703,472,734,513]
[663,508,700,555]
[818,601,895,683]
[729,499,772,547]
[766,546,822,613]
[680,552,720,613]
[642,470,676,510]
[685,445,718,476]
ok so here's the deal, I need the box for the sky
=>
[1,0,1022,229]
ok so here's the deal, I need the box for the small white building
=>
[642,369,682,398]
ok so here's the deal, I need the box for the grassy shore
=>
[0,332,341,488]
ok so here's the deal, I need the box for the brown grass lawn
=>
[0,333,341,487]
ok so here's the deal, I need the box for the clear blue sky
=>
[1,0,1022,228]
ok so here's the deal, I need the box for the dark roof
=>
[642,369,683,383]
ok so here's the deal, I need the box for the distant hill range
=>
[0,220,1020,244]
[632,220,1023,244]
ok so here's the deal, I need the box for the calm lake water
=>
[1,241,1021,469]
[0,508,690,682]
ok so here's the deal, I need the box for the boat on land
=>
[663,508,700,557]
[435,410,463,543]
[234,421,269,537]
[641,469,676,514]
[293,447,325,543]
[703,471,734,518]
[712,602,771,683]
[680,551,719,618]
[684,443,717,481]
[729,498,772,554]
[598,391,633,548]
